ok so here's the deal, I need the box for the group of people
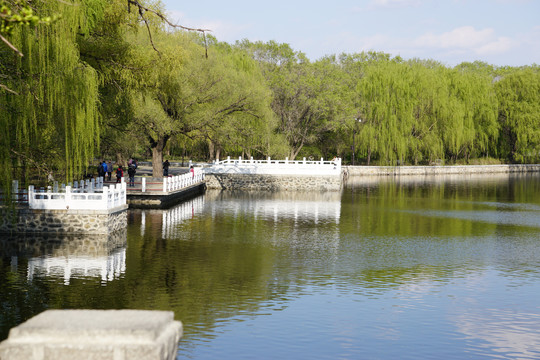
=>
[97,159,138,187]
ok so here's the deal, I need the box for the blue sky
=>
[161,0,539,67]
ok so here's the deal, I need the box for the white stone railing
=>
[161,168,205,192]
[206,156,342,176]
[28,180,126,211]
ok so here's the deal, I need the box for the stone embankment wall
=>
[205,174,341,191]
[0,205,128,234]
[343,164,540,177]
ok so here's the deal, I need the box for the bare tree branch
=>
[0,83,19,95]
[0,33,23,57]
[127,0,211,56]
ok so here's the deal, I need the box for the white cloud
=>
[415,26,493,49]
[414,26,517,56]
[371,0,423,7]
[476,37,514,55]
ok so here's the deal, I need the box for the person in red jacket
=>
[116,166,123,183]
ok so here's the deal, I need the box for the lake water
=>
[1,173,540,359]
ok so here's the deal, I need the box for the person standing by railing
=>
[128,164,136,187]
[190,165,194,178]
[163,160,170,177]
[107,161,113,181]
[101,161,108,182]
[116,166,123,183]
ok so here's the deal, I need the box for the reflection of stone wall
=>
[0,205,128,234]
[205,174,341,191]
[0,229,127,258]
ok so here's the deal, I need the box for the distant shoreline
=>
[343,164,540,177]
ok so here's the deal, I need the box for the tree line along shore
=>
[1,0,539,191]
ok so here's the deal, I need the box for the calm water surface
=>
[1,173,540,359]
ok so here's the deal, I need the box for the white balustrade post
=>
[189,160,192,168]
[163,177,167,192]
[12,180,18,202]
[320,157,324,164]
[285,157,288,164]
[227,156,231,163]
[122,181,127,205]
[102,186,109,209]
[250,156,254,163]
[303,157,306,164]
[65,186,72,209]
[114,184,119,208]
[28,185,34,208]
[267,156,271,164]
[142,177,146,193]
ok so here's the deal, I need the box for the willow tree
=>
[350,56,419,165]
[495,67,540,163]
[1,0,102,191]
[196,43,285,161]
[127,30,278,176]
[76,0,148,165]
[238,40,353,160]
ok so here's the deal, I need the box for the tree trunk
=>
[208,140,215,161]
[150,135,169,177]
[116,152,125,167]
[367,148,372,166]
[215,147,221,162]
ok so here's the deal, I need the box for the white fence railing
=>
[162,168,205,192]
[206,157,342,176]
[27,180,126,211]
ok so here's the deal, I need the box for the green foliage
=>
[2,0,540,200]
[495,67,540,163]
[0,0,54,36]
[1,0,101,190]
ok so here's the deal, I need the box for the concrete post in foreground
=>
[0,310,182,360]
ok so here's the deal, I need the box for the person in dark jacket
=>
[128,165,136,187]
[163,160,170,177]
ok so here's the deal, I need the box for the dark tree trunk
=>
[150,135,170,178]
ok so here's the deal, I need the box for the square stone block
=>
[0,310,182,360]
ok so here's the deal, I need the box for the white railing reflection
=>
[2,232,129,285]
[27,247,126,285]
[160,196,205,239]
[205,190,341,224]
